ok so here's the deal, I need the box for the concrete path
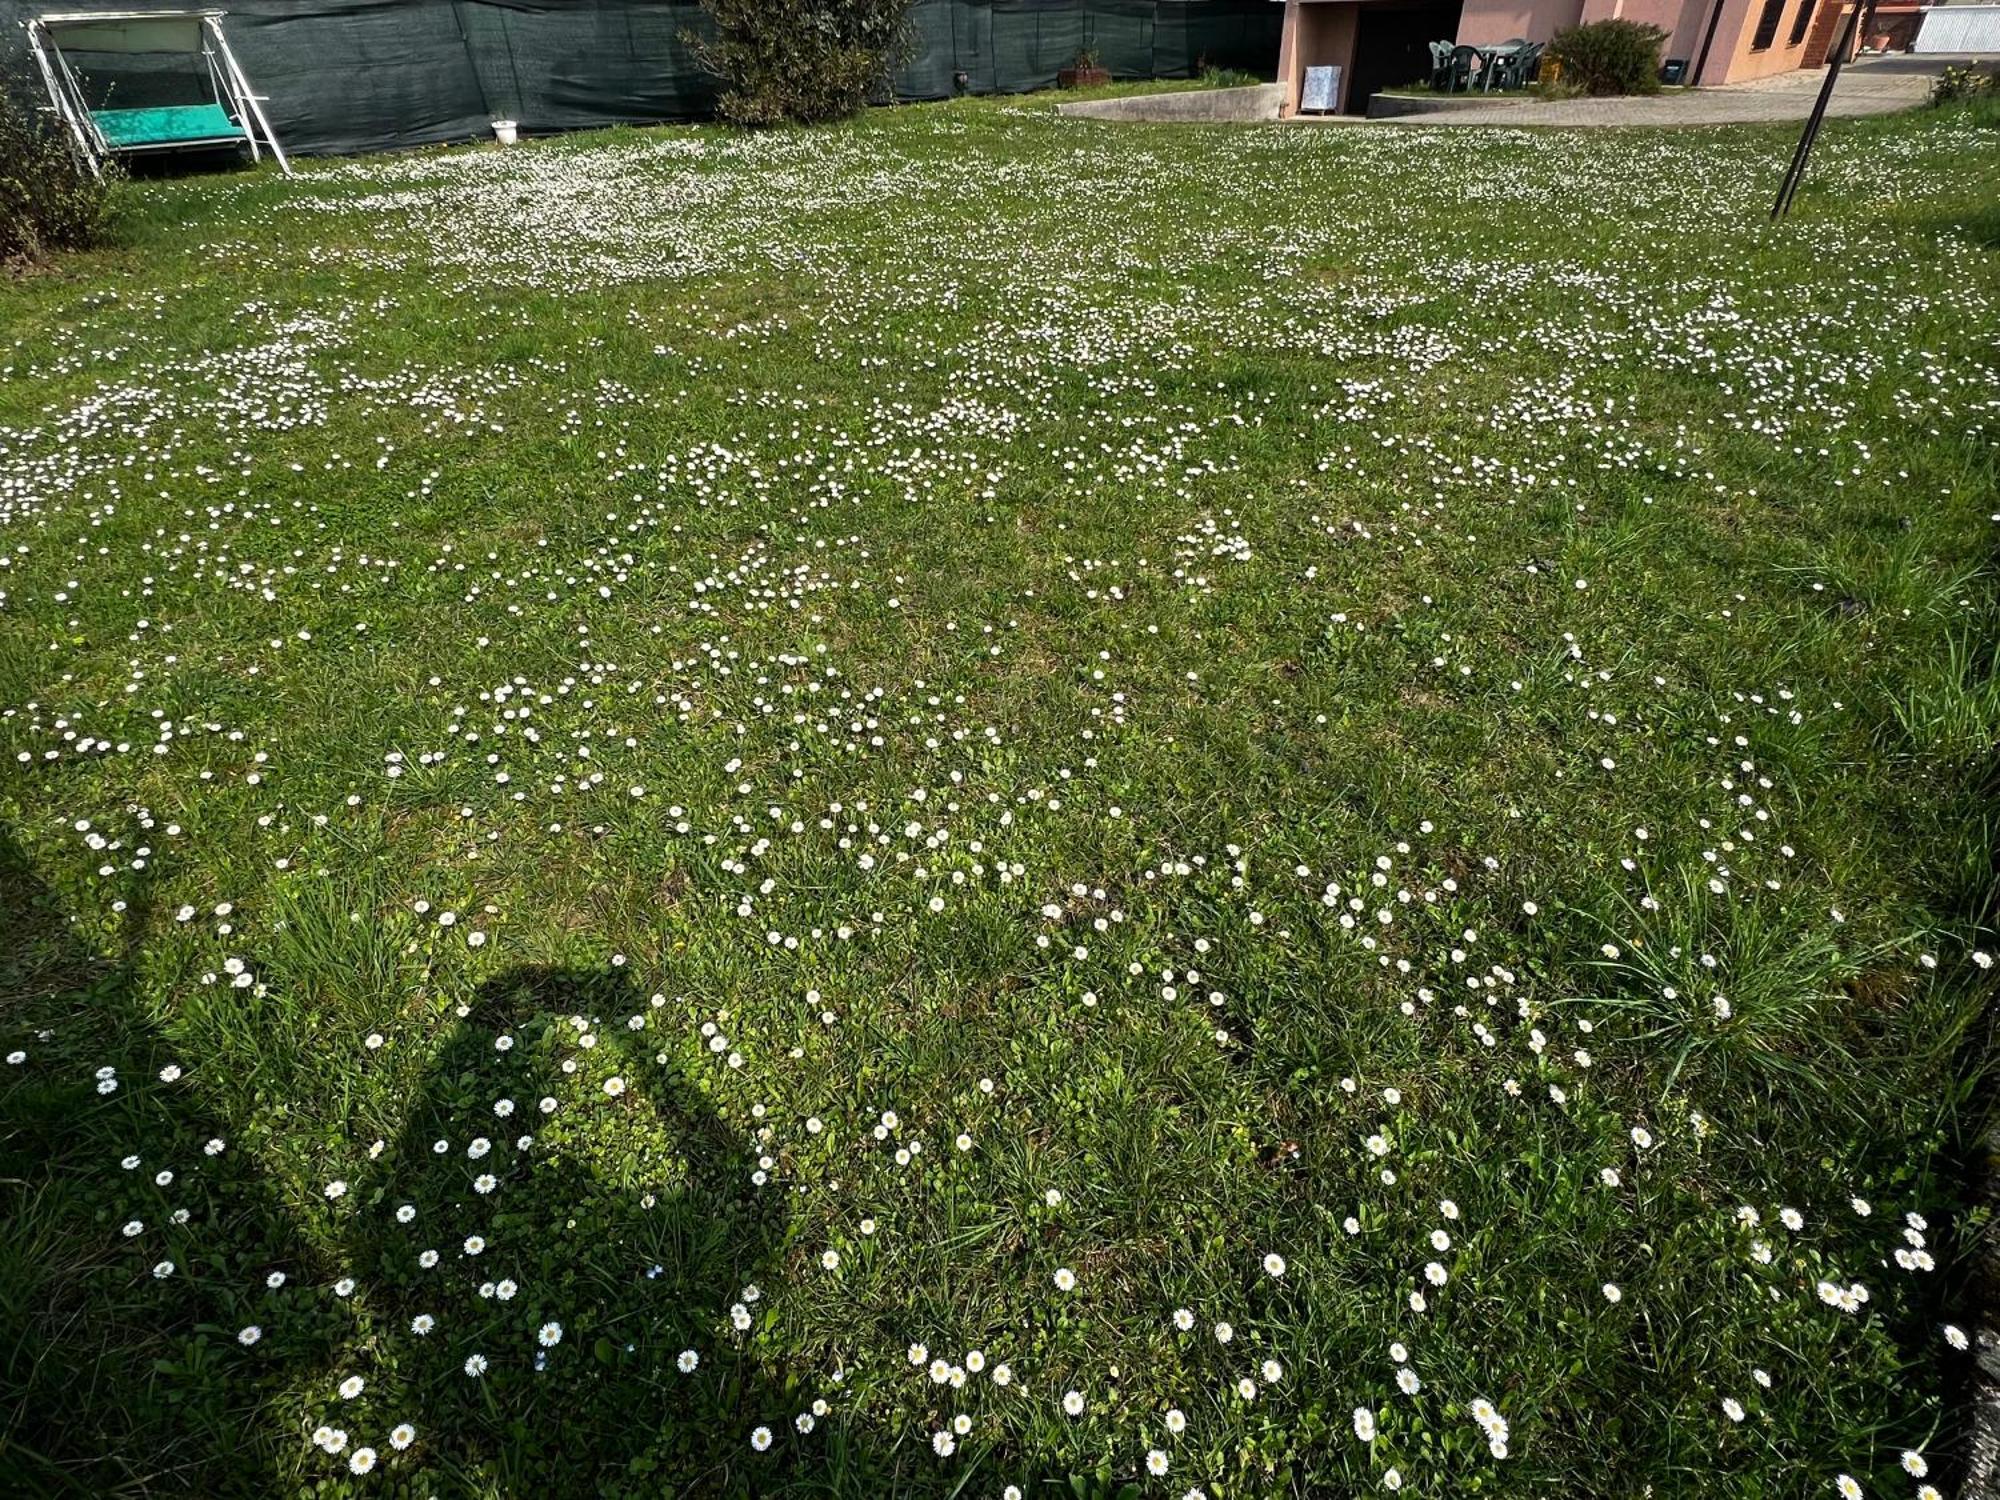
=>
[1357,54,1967,128]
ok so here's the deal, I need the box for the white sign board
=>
[1301,65,1341,113]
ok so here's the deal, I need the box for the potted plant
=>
[1059,48,1110,89]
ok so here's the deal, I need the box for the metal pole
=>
[25,22,102,177]
[1691,0,1729,85]
[36,24,108,176]
[447,0,497,122]
[208,32,262,164]
[1771,0,1873,219]
[207,18,291,175]
[199,36,255,163]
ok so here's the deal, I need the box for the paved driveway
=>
[1361,54,1967,127]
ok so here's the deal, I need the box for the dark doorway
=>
[1346,0,1465,113]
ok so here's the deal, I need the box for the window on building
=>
[1751,0,1788,49]
[1787,0,1818,46]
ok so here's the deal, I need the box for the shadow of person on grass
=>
[321,962,809,1497]
[1,826,916,1497]
[0,826,341,1497]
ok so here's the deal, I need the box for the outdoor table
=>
[1476,42,1526,92]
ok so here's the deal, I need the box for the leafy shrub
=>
[1546,19,1666,97]
[1929,64,1998,108]
[1,75,113,264]
[689,0,913,127]
[1197,66,1262,90]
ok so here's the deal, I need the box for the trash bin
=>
[1660,58,1688,85]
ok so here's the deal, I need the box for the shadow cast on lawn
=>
[0,827,915,1497]
[0,826,323,1496]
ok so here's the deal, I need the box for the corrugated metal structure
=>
[2,0,1283,158]
[1913,1,2000,51]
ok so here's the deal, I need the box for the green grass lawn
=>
[2,91,1997,1500]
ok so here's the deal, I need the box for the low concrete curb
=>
[1365,90,1529,119]
[1055,83,1284,123]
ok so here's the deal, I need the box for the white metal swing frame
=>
[23,9,291,177]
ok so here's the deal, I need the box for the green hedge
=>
[690,0,914,125]
[1547,19,1665,97]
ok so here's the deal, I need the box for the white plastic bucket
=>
[492,119,518,146]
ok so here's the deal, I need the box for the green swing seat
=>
[91,101,244,149]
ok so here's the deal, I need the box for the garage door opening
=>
[1347,0,1466,113]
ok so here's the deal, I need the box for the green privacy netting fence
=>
[2,0,1282,158]
[894,0,1279,99]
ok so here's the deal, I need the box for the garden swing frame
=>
[23,9,291,177]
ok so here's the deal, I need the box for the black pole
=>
[1691,0,1730,86]
[1772,0,1875,219]
[448,0,497,122]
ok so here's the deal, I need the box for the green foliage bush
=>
[689,0,913,127]
[1929,64,1998,108]
[1,76,113,263]
[1547,19,1666,97]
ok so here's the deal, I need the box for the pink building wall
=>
[1276,0,1838,115]
[1275,0,1361,113]
[1457,0,1712,57]
[1458,0,1840,79]
[1455,0,1583,46]
[1694,0,1836,82]
[1576,0,1715,62]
